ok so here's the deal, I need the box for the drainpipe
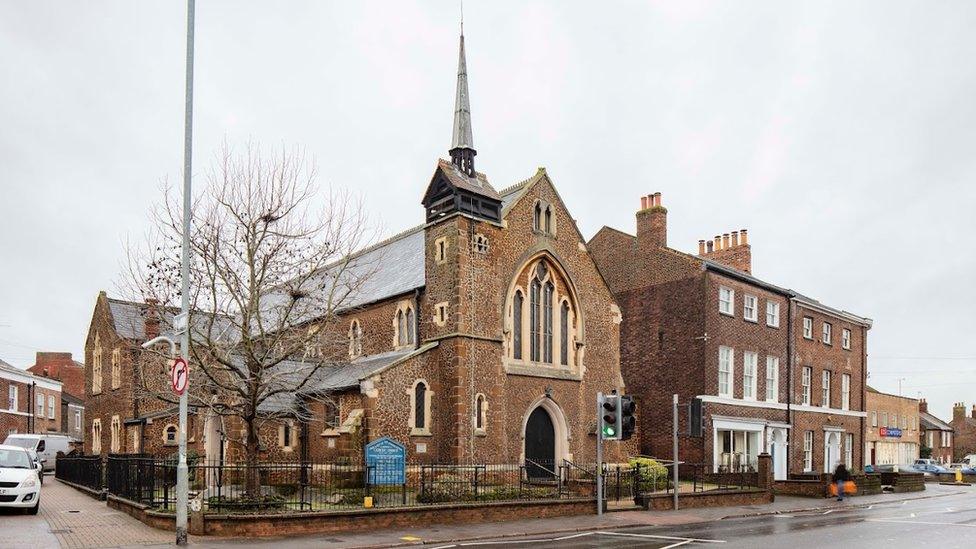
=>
[861,325,867,468]
[786,297,794,477]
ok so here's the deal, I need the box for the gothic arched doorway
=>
[524,406,556,478]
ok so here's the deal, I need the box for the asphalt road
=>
[433,491,976,549]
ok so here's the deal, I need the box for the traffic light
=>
[619,395,637,441]
[600,394,620,440]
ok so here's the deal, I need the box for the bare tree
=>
[124,142,376,494]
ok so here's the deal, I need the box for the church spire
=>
[449,29,476,177]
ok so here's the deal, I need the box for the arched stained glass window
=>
[560,301,569,366]
[543,282,554,363]
[513,290,523,360]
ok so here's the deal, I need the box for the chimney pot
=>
[653,192,662,207]
[722,233,730,249]
[706,240,714,253]
[641,196,648,210]
[731,231,739,247]
[740,229,748,245]
[714,236,722,251]
[698,240,706,255]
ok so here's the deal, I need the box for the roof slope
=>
[920,410,953,431]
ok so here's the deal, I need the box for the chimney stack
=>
[919,398,927,414]
[636,192,667,250]
[697,227,753,274]
[971,404,976,420]
[954,402,966,422]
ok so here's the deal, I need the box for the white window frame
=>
[842,328,851,350]
[822,322,832,345]
[871,411,877,427]
[743,295,758,322]
[719,287,734,316]
[74,409,82,432]
[766,301,780,328]
[7,385,16,412]
[47,395,55,419]
[765,356,779,402]
[742,351,757,400]
[801,366,812,405]
[890,413,897,428]
[881,411,888,428]
[841,374,851,411]
[718,346,734,397]
[821,370,831,408]
[845,433,853,468]
[803,317,813,339]
[803,431,813,472]
[36,394,44,417]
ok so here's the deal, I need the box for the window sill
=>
[164,441,177,447]
[719,311,735,318]
[503,361,581,381]
[321,428,340,437]
[410,428,433,437]
[766,324,780,329]
[474,429,487,437]
[744,317,758,324]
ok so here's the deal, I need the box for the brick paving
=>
[38,480,172,548]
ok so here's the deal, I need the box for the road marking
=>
[596,531,726,543]
[867,519,976,528]
[775,515,794,519]
[552,533,591,541]
[822,510,834,515]
[401,535,423,541]
[660,541,693,549]
[867,505,874,510]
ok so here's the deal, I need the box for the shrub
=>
[629,457,669,491]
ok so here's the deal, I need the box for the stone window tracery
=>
[394,303,417,349]
[474,393,487,434]
[111,347,121,390]
[506,257,580,370]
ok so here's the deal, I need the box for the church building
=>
[83,31,636,467]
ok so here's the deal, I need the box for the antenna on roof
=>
[460,0,464,35]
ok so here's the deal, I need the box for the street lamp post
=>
[174,0,196,545]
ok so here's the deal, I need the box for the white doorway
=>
[823,431,841,473]
[769,428,787,480]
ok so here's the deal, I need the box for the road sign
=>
[171,358,189,395]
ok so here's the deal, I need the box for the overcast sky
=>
[1,1,974,420]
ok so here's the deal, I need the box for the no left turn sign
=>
[171,358,189,395]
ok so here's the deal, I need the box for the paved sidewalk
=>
[196,483,970,548]
[41,480,172,549]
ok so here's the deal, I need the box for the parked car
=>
[23,449,43,485]
[913,459,950,475]
[2,434,70,473]
[0,444,41,514]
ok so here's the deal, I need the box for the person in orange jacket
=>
[832,462,851,501]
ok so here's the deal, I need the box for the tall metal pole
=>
[672,393,679,511]
[596,392,603,516]
[176,0,195,545]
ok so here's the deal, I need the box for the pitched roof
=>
[257,343,437,413]
[920,410,953,431]
[106,298,236,342]
[434,158,500,200]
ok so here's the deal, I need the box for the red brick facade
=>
[589,193,870,478]
[950,403,976,461]
[0,360,63,436]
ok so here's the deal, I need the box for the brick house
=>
[83,32,636,467]
[588,193,871,478]
[28,352,85,445]
[0,358,63,436]
[950,403,976,461]
[918,398,953,464]
[864,387,919,465]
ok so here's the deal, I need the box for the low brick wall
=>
[855,474,882,495]
[640,489,772,510]
[773,479,824,497]
[935,472,976,484]
[880,472,925,493]
[106,494,595,537]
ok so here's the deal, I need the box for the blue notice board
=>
[365,437,406,485]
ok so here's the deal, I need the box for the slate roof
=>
[920,410,953,432]
[437,159,500,200]
[256,343,436,413]
[0,358,19,373]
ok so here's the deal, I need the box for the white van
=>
[2,434,71,472]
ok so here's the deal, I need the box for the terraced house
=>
[84,32,636,468]
[589,194,871,478]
